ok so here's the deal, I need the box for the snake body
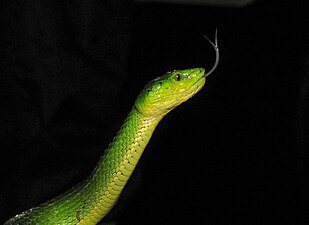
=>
[5,34,218,225]
[6,107,160,224]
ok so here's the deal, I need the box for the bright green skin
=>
[5,68,206,225]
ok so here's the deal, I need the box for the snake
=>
[4,32,219,225]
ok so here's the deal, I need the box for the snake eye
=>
[175,74,181,81]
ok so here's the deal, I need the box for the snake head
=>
[135,68,206,118]
[135,31,219,119]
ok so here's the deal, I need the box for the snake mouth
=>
[174,72,205,103]
[151,76,205,104]
[191,76,206,95]
[191,68,206,87]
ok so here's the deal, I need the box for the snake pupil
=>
[176,74,181,81]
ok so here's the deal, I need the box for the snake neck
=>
[94,106,161,178]
[91,106,160,186]
[76,107,161,224]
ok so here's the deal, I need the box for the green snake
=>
[5,33,219,225]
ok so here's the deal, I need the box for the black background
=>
[0,0,308,224]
